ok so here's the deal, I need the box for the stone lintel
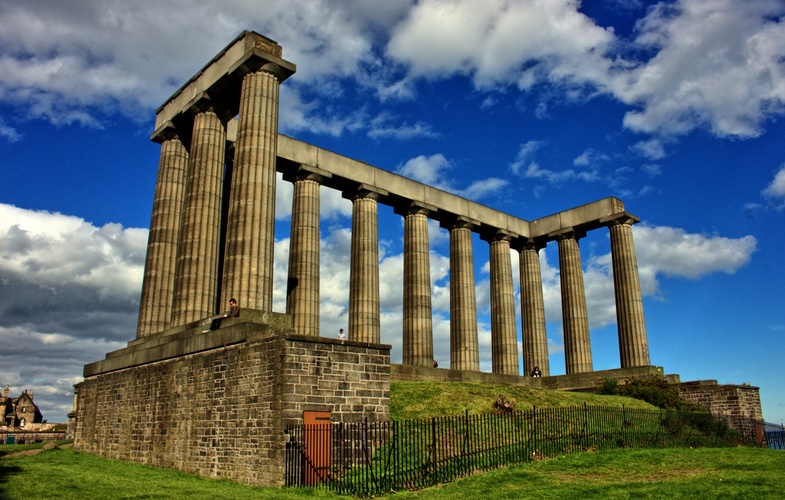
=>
[600,211,640,226]
[529,197,626,239]
[153,30,295,138]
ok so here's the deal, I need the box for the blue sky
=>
[1,0,784,425]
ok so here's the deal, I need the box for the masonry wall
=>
[74,329,389,487]
[678,380,763,437]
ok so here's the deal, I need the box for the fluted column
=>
[518,240,550,376]
[399,203,435,366]
[605,214,650,367]
[556,230,593,374]
[171,102,226,325]
[137,126,189,337]
[446,218,480,371]
[486,231,519,375]
[347,187,384,343]
[285,166,329,337]
[222,64,287,312]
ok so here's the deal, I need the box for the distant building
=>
[3,385,45,429]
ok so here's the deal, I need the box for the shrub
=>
[617,376,703,411]
[596,378,619,396]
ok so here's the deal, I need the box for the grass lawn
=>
[2,444,783,499]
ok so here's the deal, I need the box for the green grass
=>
[390,381,658,420]
[0,382,769,498]
[2,445,782,499]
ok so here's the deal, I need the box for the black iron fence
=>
[285,405,762,496]
[763,421,785,450]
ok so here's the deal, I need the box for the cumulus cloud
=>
[613,0,785,138]
[0,203,146,422]
[386,0,615,91]
[396,153,508,201]
[535,223,757,334]
[762,163,785,209]
[2,0,783,148]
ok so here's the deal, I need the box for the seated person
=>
[202,298,240,333]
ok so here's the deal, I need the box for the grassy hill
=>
[390,381,658,420]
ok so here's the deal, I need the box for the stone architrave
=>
[556,230,593,374]
[486,231,519,375]
[222,57,294,312]
[171,101,227,326]
[517,240,550,376]
[604,213,650,368]
[347,186,385,343]
[285,165,330,337]
[399,202,435,367]
[137,126,189,337]
[446,218,480,371]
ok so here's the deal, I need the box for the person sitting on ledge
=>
[531,366,542,377]
[202,298,240,333]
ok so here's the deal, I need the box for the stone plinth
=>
[74,315,390,487]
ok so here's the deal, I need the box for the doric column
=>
[517,239,550,376]
[556,229,593,374]
[171,100,227,325]
[484,231,519,375]
[347,186,386,343]
[137,126,189,337]
[445,218,480,371]
[604,213,650,367]
[222,59,294,312]
[398,202,436,366]
[284,165,330,337]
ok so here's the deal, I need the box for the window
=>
[19,418,26,427]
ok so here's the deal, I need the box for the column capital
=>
[187,93,233,122]
[440,215,480,231]
[151,122,180,144]
[394,200,438,217]
[342,184,389,202]
[282,163,333,184]
[512,237,547,252]
[549,227,586,242]
[230,57,296,84]
[600,211,640,227]
[480,228,516,243]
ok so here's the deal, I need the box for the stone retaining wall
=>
[74,319,389,487]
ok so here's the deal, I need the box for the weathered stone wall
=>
[391,363,675,391]
[678,380,762,436]
[1,430,66,444]
[74,324,389,487]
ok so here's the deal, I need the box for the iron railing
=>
[284,404,761,496]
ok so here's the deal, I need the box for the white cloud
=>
[2,0,783,147]
[386,0,615,91]
[396,154,508,201]
[633,224,757,281]
[0,203,145,422]
[613,0,785,138]
[762,163,785,209]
